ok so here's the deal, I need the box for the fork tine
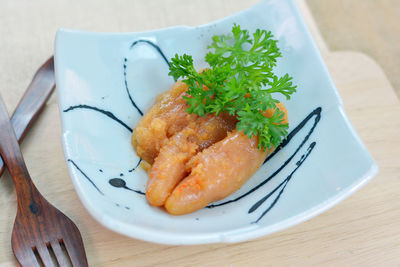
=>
[50,239,70,267]
[13,248,41,267]
[63,238,88,267]
[36,244,56,267]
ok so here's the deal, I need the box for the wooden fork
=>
[0,96,88,265]
[0,56,55,178]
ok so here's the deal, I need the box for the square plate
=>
[55,0,378,245]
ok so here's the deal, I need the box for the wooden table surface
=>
[307,0,400,99]
[0,0,400,266]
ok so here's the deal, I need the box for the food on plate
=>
[132,81,193,164]
[165,103,288,215]
[131,24,296,215]
[146,110,237,206]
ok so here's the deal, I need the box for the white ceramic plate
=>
[55,0,378,245]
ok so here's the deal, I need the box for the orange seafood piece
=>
[131,81,196,164]
[165,103,288,215]
[132,78,289,215]
[146,127,198,207]
[147,114,236,207]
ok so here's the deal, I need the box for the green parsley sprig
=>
[168,24,297,150]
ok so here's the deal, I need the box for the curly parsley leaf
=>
[168,24,297,150]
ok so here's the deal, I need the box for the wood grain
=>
[0,0,399,266]
[0,57,55,177]
[0,93,87,266]
[307,0,400,99]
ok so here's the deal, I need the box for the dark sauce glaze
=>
[66,104,321,220]
[63,104,133,132]
[68,159,104,195]
[125,39,173,116]
[70,158,143,196]
[69,159,143,210]
[64,38,323,221]
[64,103,142,196]
[124,57,143,116]
[129,40,171,67]
[64,40,170,202]
[109,178,145,195]
[264,107,321,164]
[250,142,316,223]
[207,107,321,209]
[128,158,142,172]
[113,203,132,210]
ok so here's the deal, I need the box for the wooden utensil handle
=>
[0,57,55,177]
[0,94,41,205]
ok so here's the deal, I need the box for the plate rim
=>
[54,0,378,244]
